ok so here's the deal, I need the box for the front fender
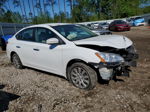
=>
[62,46,100,76]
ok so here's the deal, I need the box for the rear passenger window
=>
[16,28,34,41]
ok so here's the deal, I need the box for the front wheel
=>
[67,62,97,90]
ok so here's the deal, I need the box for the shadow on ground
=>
[0,85,20,112]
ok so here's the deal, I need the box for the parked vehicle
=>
[148,19,150,25]
[0,23,30,51]
[127,17,145,26]
[90,23,100,29]
[109,20,130,31]
[7,23,138,90]
[0,35,13,50]
[98,22,109,30]
[79,24,112,35]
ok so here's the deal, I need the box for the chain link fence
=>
[0,23,31,50]
[0,23,31,36]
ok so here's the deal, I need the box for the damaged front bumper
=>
[90,60,137,68]
[89,54,138,80]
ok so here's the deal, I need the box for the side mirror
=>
[46,38,59,44]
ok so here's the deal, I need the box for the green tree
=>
[11,12,23,23]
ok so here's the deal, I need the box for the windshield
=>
[52,25,98,41]
[134,17,142,20]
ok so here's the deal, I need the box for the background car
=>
[0,35,13,50]
[90,23,100,29]
[79,24,112,35]
[127,16,145,26]
[0,23,30,51]
[109,20,130,31]
[98,22,109,30]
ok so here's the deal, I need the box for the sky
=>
[4,0,150,18]
[4,0,71,17]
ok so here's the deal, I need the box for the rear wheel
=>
[12,53,23,69]
[67,62,97,90]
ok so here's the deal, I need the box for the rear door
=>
[15,28,37,66]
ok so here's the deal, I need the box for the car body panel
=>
[73,35,132,49]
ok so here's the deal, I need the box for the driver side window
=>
[35,28,57,43]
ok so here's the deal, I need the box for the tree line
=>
[0,0,150,24]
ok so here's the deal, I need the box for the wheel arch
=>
[66,58,98,77]
[66,59,87,70]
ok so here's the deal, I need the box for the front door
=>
[32,27,64,75]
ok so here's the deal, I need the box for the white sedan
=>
[7,23,138,90]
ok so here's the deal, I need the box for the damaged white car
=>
[7,23,138,90]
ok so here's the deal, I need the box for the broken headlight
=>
[96,52,124,63]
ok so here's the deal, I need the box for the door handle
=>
[33,48,39,51]
[16,46,21,48]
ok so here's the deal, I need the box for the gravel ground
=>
[0,26,150,112]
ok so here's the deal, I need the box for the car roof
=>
[25,23,71,29]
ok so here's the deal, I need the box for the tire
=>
[67,62,97,90]
[0,38,6,51]
[12,53,23,69]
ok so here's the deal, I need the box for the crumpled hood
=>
[73,35,133,49]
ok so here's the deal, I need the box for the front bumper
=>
[89,55,138,80]
[89,60,137,69]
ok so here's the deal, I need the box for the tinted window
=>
[16,28,34,41]
[35,28,57,43]
[110,22,115,26]
[100,22,108,25]
[115,20,126,24]
[134,17,142,20]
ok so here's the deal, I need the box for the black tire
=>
[12,53,23,69]
[0,38,6,51]
[67,62,97,90]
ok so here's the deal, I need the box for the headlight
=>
[95,52,124,63]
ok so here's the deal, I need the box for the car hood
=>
[73,35,132,49]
